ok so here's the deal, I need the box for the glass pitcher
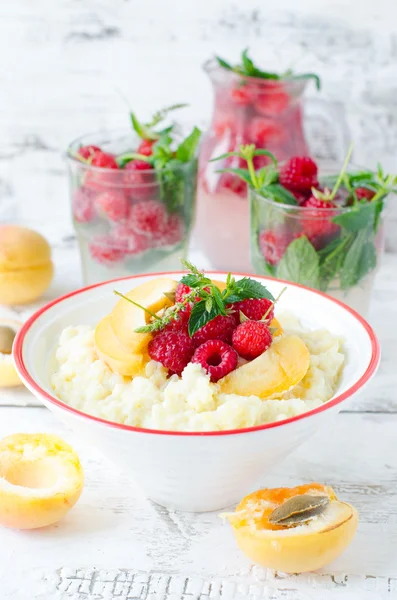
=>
[193,59,350,272]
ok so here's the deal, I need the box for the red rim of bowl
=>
[13,271,381,437]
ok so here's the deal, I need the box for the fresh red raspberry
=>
[279,157,318,194]
[155,214,184,247]
[94,191,129,222]
[259,229,292,266]
[111,224,149,255]
[123,159,153,200]
[90,151,119,169]
[293,191,310,205]
[218,172,247,196]
[302,195,336,210]
[72,188,95,223]
[355,187,375,201]
[192,315,236,347]
[230,86,253,106]
[191,340,238,382]
[248,117,286,146]
[77,145,101,160]
[300,209,340,250]
[253,87,291,116]
[232,298,275,324]
[137,139,155,156]
[89,235,125,265]
[148,331,195,376]
[162,308,190,335]
[128,200,167,238]
[214,117,235,138]
[232,321,272,360]
[175,283,192,303]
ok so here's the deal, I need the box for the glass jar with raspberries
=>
[212,144,395,316]
[67,105,200,284]
[193,49,320,272]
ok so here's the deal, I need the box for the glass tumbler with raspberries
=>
[67,107,200,284]
[249,150,394,316]
[194,49,320,272]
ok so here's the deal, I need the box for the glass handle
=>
[304,98,351,162]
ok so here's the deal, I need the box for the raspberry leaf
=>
[276,236,320,289]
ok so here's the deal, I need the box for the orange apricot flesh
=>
[0,433,84,529]
[225,484,358,573]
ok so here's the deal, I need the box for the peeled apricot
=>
[0,433,84,529]
[224,484,358,573]
[220,334,310,398]
[95,315,147,377]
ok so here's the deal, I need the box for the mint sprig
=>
[117,261,275,338]
[216,49,321,90]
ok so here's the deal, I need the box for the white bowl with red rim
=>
[13,272,380,512]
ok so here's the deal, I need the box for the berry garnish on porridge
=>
[51,263,344,432]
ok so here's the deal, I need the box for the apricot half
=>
[0,225,53,305]
[0,318,23,387]
[95,315,147,377]
[225,484,358,573]
[0,433,84,529]
[110,277,177,353]
[220,335,310,398]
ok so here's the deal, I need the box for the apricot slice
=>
[0,318,23,387]
[0,433,84,529]
[95,316,146,377]
[219,335,309,398]
[110,277,177,353]
[224,484,358,573]
[270,317,283,337]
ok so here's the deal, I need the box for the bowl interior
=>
[16,272,377,424]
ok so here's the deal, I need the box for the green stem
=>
[113,291,161,320]
[329,143,354,200]
[262,286,287,321]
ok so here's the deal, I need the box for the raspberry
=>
[77,145,101,160]
[191,340,238,382]
[232,321,272,360]
[175,283,192,303]
[300,210,340,250]
[192,315,236,347]
[248,117,286,146]
[253,87,291,116]
[279,157,318,194]
[123,160,153,200]
[148,331,195,375]
[302,195,336,210]
[230,86,253,105]
[128,200,167,237]
[259,229,292,266]
[355,187,375,201]
[157,214,184,247]
[94,191,129,222]
[72,188,95,223]
[111,224,149,255]
[162,308,190,334]
[90,151,118,170]
[137,139,155,156]
[232,298,275,324]
[89,235,125,265]
[214,117,235,138]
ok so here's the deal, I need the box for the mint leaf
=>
[340,230,377,290]
[332,202,377,232]
[319,234,354,291]
[225,277,274,303]
[260,184,298,205]
[215,56,234,71]
[188,300,219,337]
[276,236,320,288]
[289,73,321,90]
[130,112,158,140]
[176,127,201,162]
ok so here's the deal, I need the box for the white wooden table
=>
[1,243,397,600]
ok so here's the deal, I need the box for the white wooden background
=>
[1,1,397,598]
